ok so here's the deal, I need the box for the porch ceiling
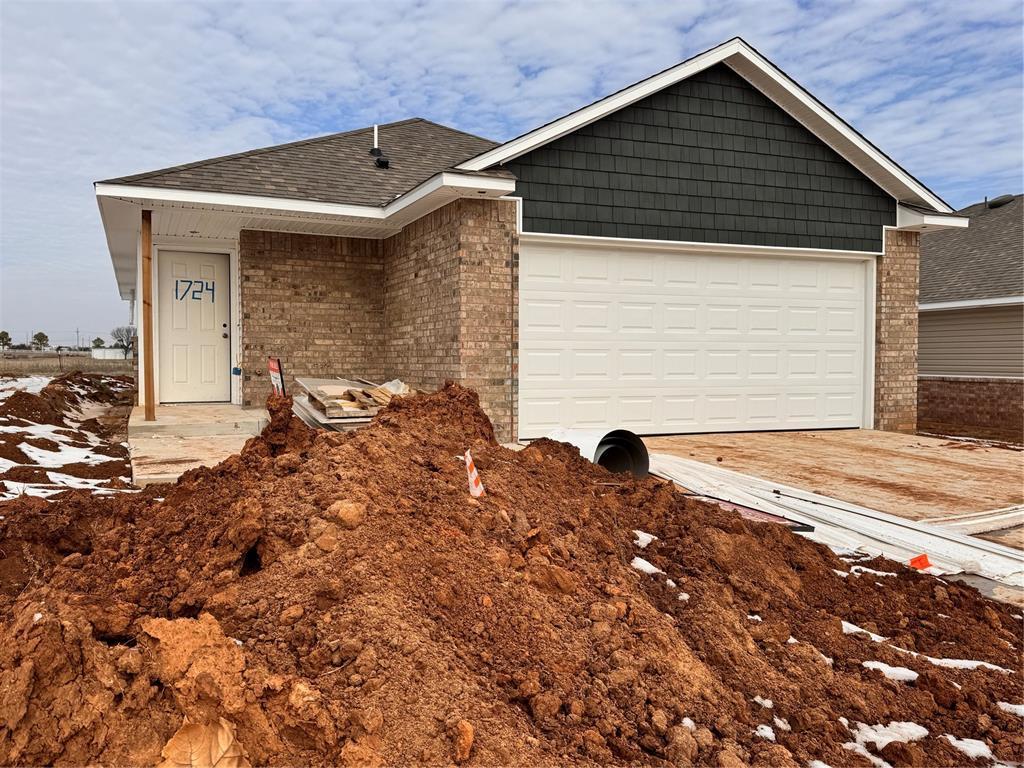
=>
[97,170,516,300]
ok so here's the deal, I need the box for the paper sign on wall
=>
[268,357,286,396]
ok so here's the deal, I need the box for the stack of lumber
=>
[292,377,414,431]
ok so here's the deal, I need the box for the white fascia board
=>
[457,38,953,214]
[94,171,515,224]
[521,230,880,261]
[896,204,969,231]
[919,296,1024,311]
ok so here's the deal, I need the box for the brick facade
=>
[239,231,386,405]
[874,229,919,432]
[239,198,518,440]
[918,376,1024,443]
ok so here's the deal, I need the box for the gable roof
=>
[457,37,952,213]
[99,118,498,207]
[920,194,1024,306]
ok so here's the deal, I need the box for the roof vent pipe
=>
[369,124,383,157]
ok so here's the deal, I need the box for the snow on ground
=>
[943,734,994,760]
[841,620,888,643]
[997,702,1024,716]
[0,376,50,399]
[0,375,134,501]
[753,724,775,741]
[632,530,657,548]
[862,660,918,682]
[630,556,664,576]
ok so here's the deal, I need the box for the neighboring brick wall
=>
[239,230,385,406]
[918,376,1024,443]
[383,198,518,441]
[874,229,919,432]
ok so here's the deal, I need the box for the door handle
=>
[222,332,229,339]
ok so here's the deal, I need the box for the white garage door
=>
[518,240,870,439]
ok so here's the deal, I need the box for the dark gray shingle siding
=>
[505,64,895,252]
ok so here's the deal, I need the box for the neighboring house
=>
[96,37,967,442]
[918,194,1023,442]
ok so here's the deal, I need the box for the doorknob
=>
[222,332,229,339]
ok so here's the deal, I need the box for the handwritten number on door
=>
[174,279,215,302]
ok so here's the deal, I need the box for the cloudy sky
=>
[1,0,1021,346]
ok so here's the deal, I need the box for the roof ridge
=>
[98,117,428,185]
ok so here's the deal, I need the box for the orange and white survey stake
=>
[465,450,485,498]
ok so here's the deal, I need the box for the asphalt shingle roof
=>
[99,118,500,207]
[920,194,1024,304]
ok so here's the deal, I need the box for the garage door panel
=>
[519,243,868,438]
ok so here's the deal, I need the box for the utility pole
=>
[76,327,80,350]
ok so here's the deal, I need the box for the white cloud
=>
[1,0,1020,343]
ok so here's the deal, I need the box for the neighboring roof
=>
[920,194,1024,305]
[98,118,498,207]
[457,37,953,213]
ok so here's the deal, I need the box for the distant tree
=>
[0,331,10,350]
[111,326,135,359]
[92,337,106,348]
[31,332,49,350]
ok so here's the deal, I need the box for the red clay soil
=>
[0,384,1021,767]
[0,373,133,495]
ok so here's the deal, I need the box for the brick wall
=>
[239,230,385,406]
[918,376,1024,443]
[239,199,518,439]
[383,198,518,441]
[874,229,919,432]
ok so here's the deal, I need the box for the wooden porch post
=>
[141,209,156,421]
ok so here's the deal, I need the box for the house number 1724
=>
[174,279,215,302]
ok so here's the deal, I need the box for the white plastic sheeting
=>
[649,453,1024,587]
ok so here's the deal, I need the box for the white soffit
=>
[457,38,953,214]
[919,296,1024,312]
[96,171,516,300]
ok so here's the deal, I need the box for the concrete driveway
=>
[645,429,1023,549]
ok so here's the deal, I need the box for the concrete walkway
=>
[128,404,269,486]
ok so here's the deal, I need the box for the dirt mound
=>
[0,372,133,499]
[0,384,1021,767]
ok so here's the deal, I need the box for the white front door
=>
[158,250,231,402]
[518,239,870,439]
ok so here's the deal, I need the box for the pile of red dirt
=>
[0,372,134,495]
[0,384,1021,767]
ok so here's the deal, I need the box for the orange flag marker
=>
[465,450,485,498]
[909,553,932,570]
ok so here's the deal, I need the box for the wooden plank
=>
[140,209,155,421]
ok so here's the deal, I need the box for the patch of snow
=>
[32,612,42,623]
[677,592,689,601]
[0,376,50,399]
[862,661,918,682]
[997,702,1024,717]
[665,579,676,588]
[817,650,834,666]
[630,557,664,576]
[1,481,64,500]
[887,644,1013,673]
[832,569,849,578]
[786,636,798,645]
[842,741,891,768]
[838,717,849,729]
[20,442,109,468]
[747,614,763,622]
[681,717,695,731]
[850,565,897,577]
[943,734,993,760]
[852,721,928,751]
[808,762,833,768]
[633,530,657,549]
[842,620,888,643]
[753,695,773,709]
[774,716,791,732]
[754,724,775,741]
